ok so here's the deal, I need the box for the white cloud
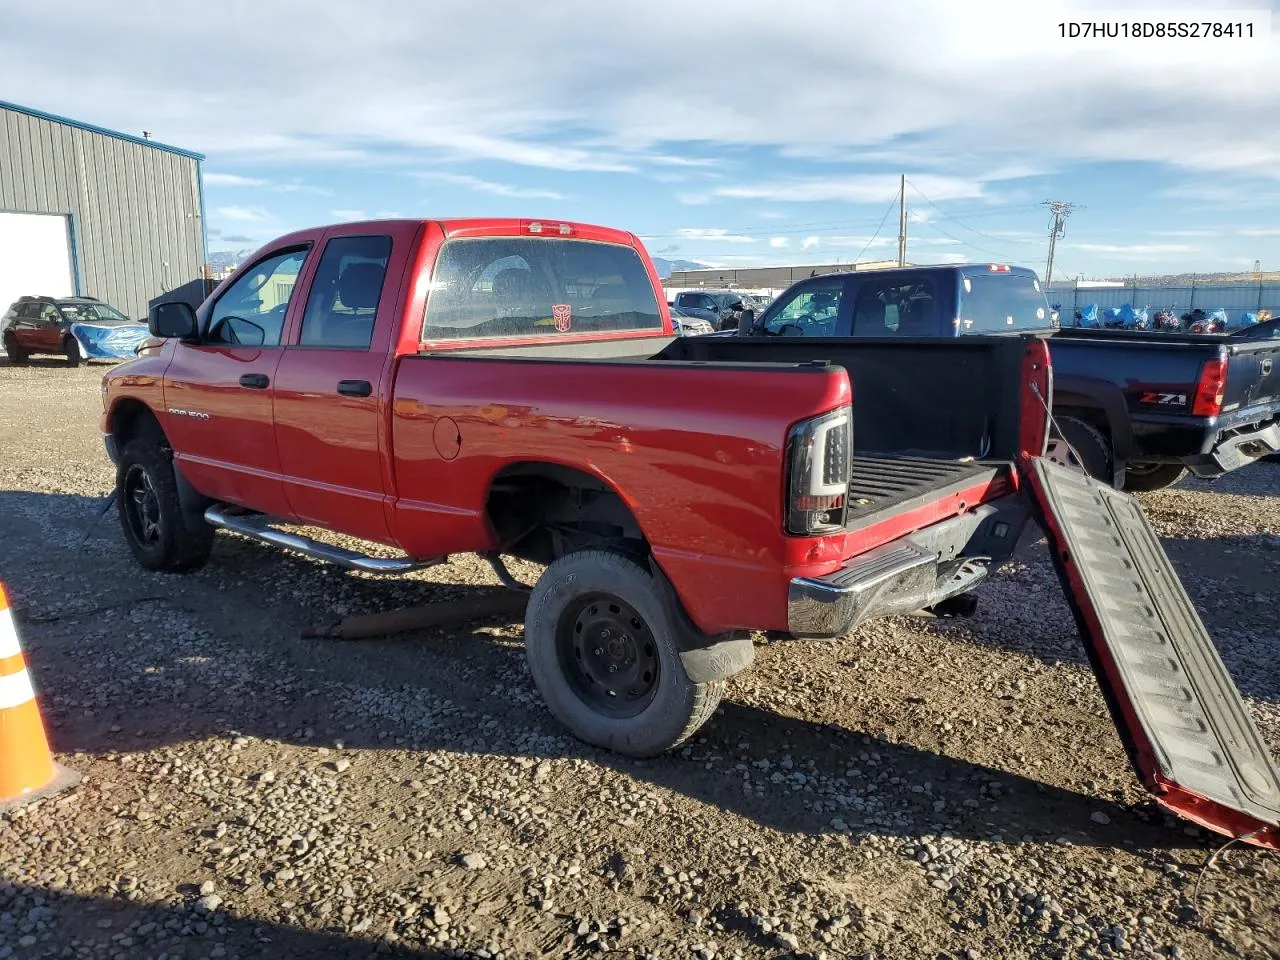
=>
[709,173,985,205]
[1240,227,1280,237]
[204,172,267,187]
[421,172,565,200]
[769,237,789,248]
[1074,243,1196,255]
[331,209,367,220]
[802,236,820,249]
[214,205,270,222]
[676,228,756,244]
[2,0,1278,189]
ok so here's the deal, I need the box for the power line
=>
[640,203,1044,242]
[906,179,1036,245]
[853,190,902,264]
[914,214,1029,265]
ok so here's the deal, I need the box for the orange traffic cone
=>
[0,584,79,811]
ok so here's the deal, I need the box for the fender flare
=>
[1051,374,1135,465]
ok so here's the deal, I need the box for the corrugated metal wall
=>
[0,105,203,320]
[1046,282,1280,321]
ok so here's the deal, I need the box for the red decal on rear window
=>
[552,304,572,332]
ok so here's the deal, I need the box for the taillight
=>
[785,406,852,535]
[1191,354,1227,417]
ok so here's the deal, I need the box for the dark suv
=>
[672,289,762,331]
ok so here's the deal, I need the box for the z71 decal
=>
[1140,392,1188,407]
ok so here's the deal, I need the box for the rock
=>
[1090,811,1111,825]
[776,932,800,950]
[199,881,216,896]
[197,894,223,912]
[460,853,488,870]
[331,758,351,773]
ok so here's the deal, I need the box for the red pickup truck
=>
[101,217,1279,847]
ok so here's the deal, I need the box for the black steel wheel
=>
[525,549,724,757]
[556,594,661,719]
[116,437,214,573]
[122,462,162,549]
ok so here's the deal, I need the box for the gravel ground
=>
[0,360,1277,960]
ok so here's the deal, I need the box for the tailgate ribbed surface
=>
[1027,458,1280,828]
[848,457,993,513]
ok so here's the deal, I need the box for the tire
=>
[3,331,28,366]
[63,336,82,368]
[1122,462,1187,492]
[1045,415,1112,483]
[524,549,723,757]
[116,437,214,572]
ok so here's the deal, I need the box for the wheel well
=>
[111,400,166,449]
[485,463,646,565]
[1054,403,1111,444]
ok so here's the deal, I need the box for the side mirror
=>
[735,308,757,336]
[149,301,197,339]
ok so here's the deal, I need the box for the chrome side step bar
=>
[204,506,442,575]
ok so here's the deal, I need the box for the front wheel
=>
[3,331,29,365]
[1122,462,1187,492]
[117,438,214,572]
[524,550,723,757]
[63,336,82,368]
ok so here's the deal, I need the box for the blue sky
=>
[3,0,1278,278]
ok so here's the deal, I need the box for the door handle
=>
[239,373,269,389]
[337,379,372,397]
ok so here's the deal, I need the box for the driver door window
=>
[764,280,845,336]
[208,249,309,346]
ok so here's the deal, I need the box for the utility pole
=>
[897,175,907,267]
[1042,199,1080,285]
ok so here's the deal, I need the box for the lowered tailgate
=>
[1022,456,1280,848]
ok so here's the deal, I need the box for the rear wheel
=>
[1045,415,1113,483]
[63,336,82,368]
[117,438,214,572]
[1122,462,1187,492]
[524,549,723,757]
[3,331,29,366]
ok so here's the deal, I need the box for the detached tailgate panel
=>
[1023,456,1280,847]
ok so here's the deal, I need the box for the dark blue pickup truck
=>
[737,264,1280,490]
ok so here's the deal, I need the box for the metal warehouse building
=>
[0,100,206,322]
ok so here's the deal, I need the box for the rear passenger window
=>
[422,238,662,341]
[299,236,393,349]
[851,279,937,337]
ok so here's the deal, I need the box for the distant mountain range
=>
[208,249,709,279]
[1105,271,1280,285]
[650,257,707,278]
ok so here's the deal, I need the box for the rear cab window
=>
[422,238,662,342]
[958,269,1054,333]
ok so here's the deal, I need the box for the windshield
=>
[957,272,1054,333]
[57,301,131,323]
[423,238,662,341]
